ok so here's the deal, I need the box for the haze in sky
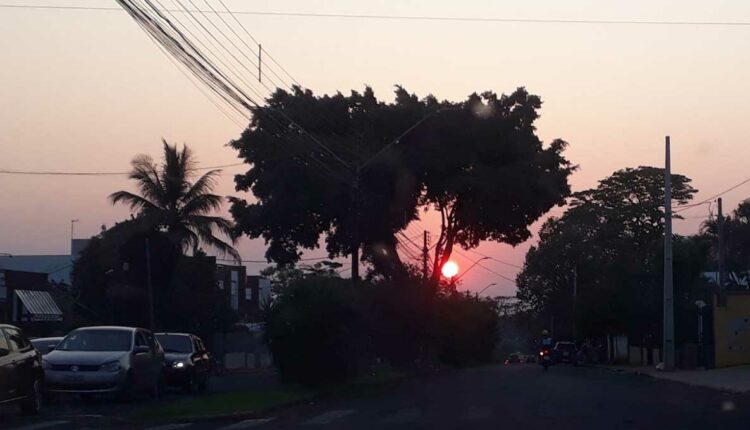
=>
[3,0,750,296]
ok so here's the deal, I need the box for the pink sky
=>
[3,0,750,296]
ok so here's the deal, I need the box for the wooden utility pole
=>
[422,231,430,281]
[663,136,675,371]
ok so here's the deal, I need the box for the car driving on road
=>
[42,326,164,399]
[554,341,578,365]
[156,332,211,393]
[0,324,44,414]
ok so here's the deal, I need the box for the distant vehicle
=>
[538,347,553,370]
[42,326,164,399]
[0,324,44,414]
[155,332,211,393]
[554,341,578,365]
[504,352,523,365]
[30,337,64,355]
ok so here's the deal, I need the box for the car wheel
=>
[20,379,42,415]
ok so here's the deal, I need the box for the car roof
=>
[71,326,141,332]
[155,332,194,337]
[31,337,63,341]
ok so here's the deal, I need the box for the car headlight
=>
[42,359,51,370]
[100,361,121,372]
[172,361,186,369]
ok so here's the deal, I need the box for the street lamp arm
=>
[454,256,490,282]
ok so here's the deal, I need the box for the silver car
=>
[42,326,164,398]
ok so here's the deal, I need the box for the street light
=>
[454,256,491,282]
[478,282,497,296]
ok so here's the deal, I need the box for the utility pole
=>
[573,265,578,344]
[351,165,360,281]
[145,238,155,331]
[718,197,726,305]
[422,231,430,282]
[663,136,675,371]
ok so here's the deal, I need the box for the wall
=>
[713,292,750,367]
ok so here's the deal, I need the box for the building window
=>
[245,288,253,300]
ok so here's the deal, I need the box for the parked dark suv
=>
[0,324,44,414]
[155,332,211,393]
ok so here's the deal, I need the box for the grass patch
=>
[132,369,408,422]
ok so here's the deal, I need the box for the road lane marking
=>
[304,409,355,425]
[144,424,194,430]
[216,418,275,429]
[11,421,70,430]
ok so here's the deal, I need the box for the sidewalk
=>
[594,363,750,393]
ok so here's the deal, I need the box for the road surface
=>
[6,364,750,429]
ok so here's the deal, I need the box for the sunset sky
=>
[3,0,750,296]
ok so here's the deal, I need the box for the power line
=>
[0,162,245,176]
[674,175,750,213]
[216,256,331,263]
[6,4,750,27]
[467,248,523,269]
[453,249,517,284]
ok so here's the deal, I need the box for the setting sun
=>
[441,260,459,278]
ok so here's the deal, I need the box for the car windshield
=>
[156,335,193,353]
[57,330,132,352]
[30,338,58,350]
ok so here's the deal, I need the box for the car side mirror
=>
[134,345,150,354]
[47,345,56,353]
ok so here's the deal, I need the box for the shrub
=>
[264,276,499,385]
[264,277,369,385]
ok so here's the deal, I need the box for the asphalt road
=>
[6,364,750,429]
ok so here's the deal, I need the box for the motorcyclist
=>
[540,329,553,348]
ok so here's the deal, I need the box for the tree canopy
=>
[111,141,239,260]
[230,86,573,280]
[516,166,701,340]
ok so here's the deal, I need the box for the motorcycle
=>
[539,348,552,370]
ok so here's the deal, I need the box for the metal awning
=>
[14,289,63,322]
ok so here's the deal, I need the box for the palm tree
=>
[110,140,240,261]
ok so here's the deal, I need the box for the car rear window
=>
[57,329,132,352]
[156,334,193,353]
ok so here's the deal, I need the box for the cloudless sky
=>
[3,0,750,296]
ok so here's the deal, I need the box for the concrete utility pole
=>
[145,238,155,331]
[663,136,675,371]
[718,197,726,298]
